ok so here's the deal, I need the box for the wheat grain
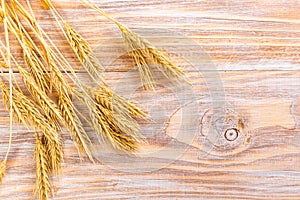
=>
[35,133,51,200]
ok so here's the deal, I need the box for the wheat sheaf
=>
[0,0,189,199]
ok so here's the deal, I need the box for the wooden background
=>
[1,0,300,199]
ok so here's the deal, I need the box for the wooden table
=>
[0,0,300,199]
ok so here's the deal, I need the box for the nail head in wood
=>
[224,128,239,141]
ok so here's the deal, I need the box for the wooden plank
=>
[0,0,300,199]
[0,70,300,199]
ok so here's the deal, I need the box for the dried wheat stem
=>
[1,1,13,183]
[35,133,51,200]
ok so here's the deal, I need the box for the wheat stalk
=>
[7,0,94,162]
[35,133,51,200]
[46,51,94,161]
[2,5,52,94]
[0,1,163,199]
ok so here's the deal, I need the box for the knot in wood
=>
[224,128,239,141]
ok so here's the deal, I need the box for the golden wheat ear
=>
[80,0,190,89]
[118,24,190,87]
[41,133,63,176]
[73,86,142,152]
[95,85,148,120]
[0,61,9,69]
[0,7,3,22]
[35,133,51,200]
[63,22,104,82]
[0,160,6,183]
[40,0,51,10]
[39,0,104,82]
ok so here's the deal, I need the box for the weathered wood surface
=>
[1,0,300,199]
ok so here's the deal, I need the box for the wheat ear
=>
[42,0,104,82]
[41,134,63,176]
[0,80,60,145]
[47,52,94,161]
[95,85,148,119]
[74,87,141,152]
[58,92,94,161]
[80,0,189,89]
[0,160,6,183]
[63,22,104,82]
[39,0,51,10]
[118,24,189,85]
[35,133,51,200]
[23,39,51,93]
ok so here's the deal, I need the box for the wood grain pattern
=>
[1,0,300,199]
